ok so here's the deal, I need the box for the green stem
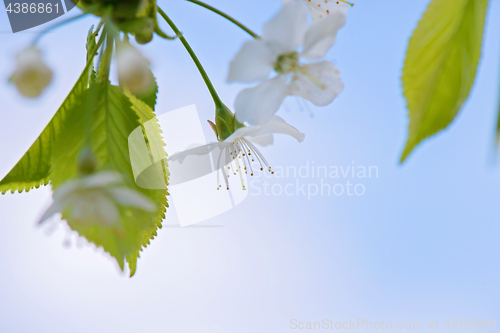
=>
[32,13,88,45]
[157,6,223,105]
[185,0,258,38]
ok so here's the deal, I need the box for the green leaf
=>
[50,82,168,274]
[401,0,489,162]
[125,91,169,276]
[0,62,93,194]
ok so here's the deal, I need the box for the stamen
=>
[234,151,246,190]
[215,138,276,190]
[240,139,265,171]
[338,0,354,7]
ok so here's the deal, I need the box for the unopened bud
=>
[117,43,153,95]
[9,47,52,98]
[77,148,97,175]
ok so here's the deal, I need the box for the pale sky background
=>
[0,1,499,332]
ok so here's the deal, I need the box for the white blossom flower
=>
[169,115,305,190]
[9,47,53,98]
[39,171,156,226]
[117,43,154,95]
[228,1,345,125]
[285,0,353,20]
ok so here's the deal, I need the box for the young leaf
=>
[0,62,93,194]
[50,82,168,274]
[401,0,489,162]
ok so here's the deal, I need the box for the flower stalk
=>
[157,6,222,106]
[185,0,259,38]
[157,6,238,141]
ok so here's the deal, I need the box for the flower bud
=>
[77,148,98,175]
[118,18,155,45]
[9,48,53,98]
[214,103,245,141]
[78,0,148,19]
[117,43,154,95]
[135,29,154,45]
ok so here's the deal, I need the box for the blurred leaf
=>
[401,0,489,162]
[0,61,93,194]
[497,79,500,145]
[50,82,168,274]
[497,106,500,145]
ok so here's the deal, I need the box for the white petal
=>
[252,116,305,143]
[79,171,123,189]
[235,76,288,125]
[247,135,274,146]
[52,180,81,201]
[224,125,263,143]
[38,199,70,224]
[302,12,346,59]
[262,1,308,54]
[109,187,156,212]
[227,40,276,83]
[289,61,344,106]
[117,44,153,95]
[168,142,229,163]
[303,0,350,21]
[94,196,120,225]
[52,172,122,203]
[71,192,119,225]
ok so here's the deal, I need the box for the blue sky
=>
[0,1,499,332]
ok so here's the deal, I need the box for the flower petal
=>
[109,187,156,212]
[263,1,308,54]
[117,43,153,95]
[71,192,119,225]
[168,142,229,163]
[235,76,288,125]
[52,180,81,201]
[252,116,305,143]
[247,135,274,146]
[227,40,276,83]
[301,0,350,21]
[79,171,123,189]
[224,125,263,143]
[289,61,344,106]
[94,196,120,225]
[302,11,346,59]
[38,199,70,224]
